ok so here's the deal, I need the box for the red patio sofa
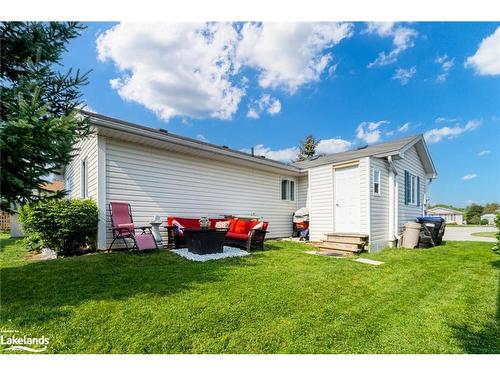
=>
[165,217,269,251]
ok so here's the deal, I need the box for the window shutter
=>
[417,176,420,206]
[404,170,409,205]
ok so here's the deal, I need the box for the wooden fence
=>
[0,211,11,231]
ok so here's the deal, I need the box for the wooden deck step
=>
[318,232,369,253]
[326,232,368,238]
[325,236,366,245]
[320,241,364,251]
[319,244,363,253]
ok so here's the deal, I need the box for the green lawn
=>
[1,234,499,354]
[471,231,497,238]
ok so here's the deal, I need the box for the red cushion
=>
[226,232,249,241]
[227,218,238,232]
[167,217,200,229]
[233,219,259,234]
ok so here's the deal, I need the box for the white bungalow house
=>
[65,112,437,252]
[480,213,497,225]
[427,207,464,225]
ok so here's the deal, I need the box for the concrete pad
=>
[354,258,384,266]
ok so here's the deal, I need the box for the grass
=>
[1,233,499,354]
[471,232,497,238]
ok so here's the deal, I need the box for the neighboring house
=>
[427,207,464,225]
[65,112,437,252]
[480,213,497,225]
[9,179,65,237]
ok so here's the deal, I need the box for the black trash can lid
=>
[417,216,445,222]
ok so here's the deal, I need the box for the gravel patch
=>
[171,246,250,262]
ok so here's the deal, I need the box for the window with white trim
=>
[281,179,295,201]
[81,158,88,198]
[373,169,381,195]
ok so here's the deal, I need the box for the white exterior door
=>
[334,165,361,233]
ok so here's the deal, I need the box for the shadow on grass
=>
[449,258,500,353]
[0,248,255,326]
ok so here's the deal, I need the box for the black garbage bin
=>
[416,216,446,247]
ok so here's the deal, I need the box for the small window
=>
[281,179,288,200]
[408,174,418,205]
[281,179,295,201]
[81,158,88,198]
[373,169,381,195]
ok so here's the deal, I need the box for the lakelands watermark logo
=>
[1,330,49,352]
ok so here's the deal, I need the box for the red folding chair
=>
[108,202,158,252]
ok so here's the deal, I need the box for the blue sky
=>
[62,22,500,207]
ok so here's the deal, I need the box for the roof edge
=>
[82,111,301,174]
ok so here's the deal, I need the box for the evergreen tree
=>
[0,22,91,212]
[296,135,319,161]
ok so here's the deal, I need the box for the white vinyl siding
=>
[297,174,309,209]
[373,169,381,195]
[394,145,426,232]
[308,164,334,241]
[64,132,98,201]
[369,157,390,251]
[308,159,370,242]
[359,158,370,236]
[104,138,297,249]
[80,158,88,198]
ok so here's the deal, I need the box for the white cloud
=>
[238,22,353,92]
[97,22,353,121]
[196,134,208,142]
[461,174,477,181]
[478,150,491,156]
[97,23,243,121]
[435,54,454,82]
[246,94,281,119]
[243,144,299,163]
[392,66,416,85]
[435,117,458,124]
[398,122,410,132]
[424,119,480,144]
[356,120,389,144]
[316,138,352,154]
[465,26,500,75]
[242,137,351,163]
[365,22,418,67]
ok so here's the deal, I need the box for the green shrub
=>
[18,199,98,256]
[24,232,44,252]
[467,216,480,225]
[493,213,500,253]
[480,219,489,225]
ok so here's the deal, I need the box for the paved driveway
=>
[443,226,496,242]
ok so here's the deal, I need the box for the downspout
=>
[387,156,401,246]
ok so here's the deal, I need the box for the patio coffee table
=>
[183,229,227,255]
